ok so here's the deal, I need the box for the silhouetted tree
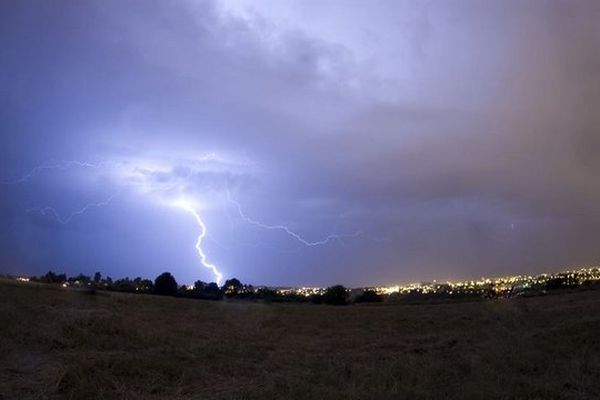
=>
[154,272,178,296]
[69,274,91,287]
[310,293,324,304]
[111,277,135,293]
[355,289,382,303]
[235,284,254,299]
[223,278,243,296]
[202,282,224,300]
[178,285,190,296]
[186,280,223,300]
[546,277,568,291]
[254,287,278,301]
[42,270,56,283]
[138,279,154,292]
[323,285,349,305]
[131,277,152,292]
[93,272,102,283]
[39,270,67,284]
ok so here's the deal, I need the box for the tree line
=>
[28,270,363,305]
[24,267,600,306]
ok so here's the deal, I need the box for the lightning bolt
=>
[10,157,226,283]
[173,200,223,285]
[226,191,361,246]
[27,194,118,225]
[10,155,357,284]
[1,160,110,185]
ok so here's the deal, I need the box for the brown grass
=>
[1,279,599,399]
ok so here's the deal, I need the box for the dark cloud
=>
[1,0,600,286]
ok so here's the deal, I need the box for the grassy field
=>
[1,280,599,399]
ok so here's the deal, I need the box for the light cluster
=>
[268,267,600,298]
[275,287,326,297]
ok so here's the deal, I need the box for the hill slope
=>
[1,280,599,399]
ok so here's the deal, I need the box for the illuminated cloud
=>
[1,0,600,285]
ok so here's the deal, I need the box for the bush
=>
[323,285,349,305]
[154,272,178,296]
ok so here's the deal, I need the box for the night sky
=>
[2,0,600,286]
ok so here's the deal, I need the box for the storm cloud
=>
[1,0,600,286]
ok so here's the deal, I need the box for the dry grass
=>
[1,279,599,399]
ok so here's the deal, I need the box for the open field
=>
[1,280,599,399]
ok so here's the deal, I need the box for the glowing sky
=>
[1,0,600,286]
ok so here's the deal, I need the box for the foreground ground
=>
[1,280,599,400]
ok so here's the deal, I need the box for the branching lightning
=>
[27,194,118,225]
[173,200,223,285]
[226,191,361,246]
[1,160,110,185]
[10,157,226,284]
[9,154,357,285]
